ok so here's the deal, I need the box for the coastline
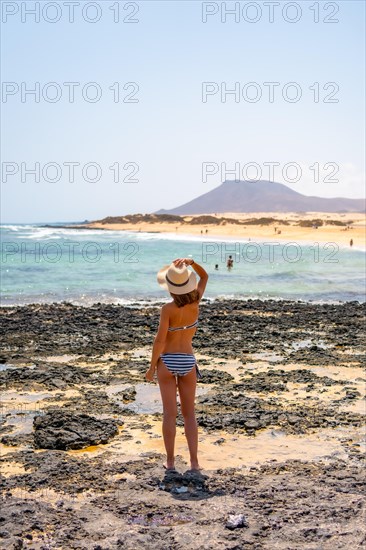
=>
[63,211,366,249]
[1,298,365,547]
[3,217,365,306]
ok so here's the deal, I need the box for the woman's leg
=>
[177,366,200,470]
[157,358,178,469]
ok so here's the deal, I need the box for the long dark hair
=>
[170,289,200,308]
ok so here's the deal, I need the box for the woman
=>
[145,257,208,472]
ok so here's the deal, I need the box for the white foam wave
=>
[22,228,114,239]
[1,224,36,232]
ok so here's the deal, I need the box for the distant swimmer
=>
[215,264,219,270]
[227,255,234,269]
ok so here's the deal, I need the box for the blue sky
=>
[1,0,365,222]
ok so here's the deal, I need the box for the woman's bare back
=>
[162,301,199,354]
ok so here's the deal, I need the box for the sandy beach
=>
[1,299,365,548]
[83,211,366,249]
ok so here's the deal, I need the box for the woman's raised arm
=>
[172,258,208,300]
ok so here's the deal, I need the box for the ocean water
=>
[1,224,365,306]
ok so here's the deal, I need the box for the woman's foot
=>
[163,462,176,471]
[190,462,201,472]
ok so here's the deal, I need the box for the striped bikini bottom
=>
[160,353,203,379]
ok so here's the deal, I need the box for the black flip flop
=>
[163,464,178,473]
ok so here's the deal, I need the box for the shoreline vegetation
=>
[0,298,365,547]
[45,211,366,248]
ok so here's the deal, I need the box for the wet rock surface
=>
[0,362,110,391]
[0,299,365,549]
[196,389,364,435]
[33,411,119,450]
[0,299,364,363]
[198,368,235,384]
[1,452,364,549]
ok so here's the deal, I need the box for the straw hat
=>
[157,262,197,295]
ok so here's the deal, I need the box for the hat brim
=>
[157,264,197,295]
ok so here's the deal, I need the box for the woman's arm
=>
[173,258,209,300]
[146,305,169,381]
[192,260,209,301]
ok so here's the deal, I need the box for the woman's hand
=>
[173,257,193,267]
[145,366,156,382]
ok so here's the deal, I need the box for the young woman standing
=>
[146,257,208,472]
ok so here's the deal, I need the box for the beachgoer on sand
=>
[145,258,209,473]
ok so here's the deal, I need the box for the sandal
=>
[163,464,178,473]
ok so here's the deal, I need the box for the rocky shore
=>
[0,299,365,549]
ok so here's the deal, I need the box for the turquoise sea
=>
[1,224,365,306]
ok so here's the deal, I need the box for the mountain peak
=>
[154,180,364,215]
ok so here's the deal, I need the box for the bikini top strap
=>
[168,319,199,332]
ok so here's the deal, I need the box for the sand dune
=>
[85,212,365,248]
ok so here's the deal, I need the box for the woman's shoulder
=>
[162,301,177,314]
